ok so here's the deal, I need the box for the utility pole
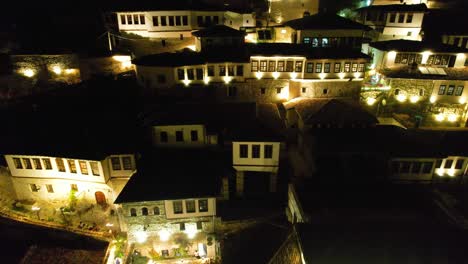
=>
[107,31,113,52]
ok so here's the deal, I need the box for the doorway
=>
[95,191,107,206]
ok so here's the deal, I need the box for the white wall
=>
[153,124,207,147]
[105,154,136,178]
[232,142,280,172]
[164,198,216,219]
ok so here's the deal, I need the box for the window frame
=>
[315,63,322,73]
[239,144,248,158]
[173,201,183,214]
[438,85,446,95]
[252,145,261,158]
[306,62,313,73]
[264,145,273,159]
[334,63,341,73]
[455,86,464,96]
[13,157,23,169]
[186,200,196,213]
[175,131,184,142]
[111,157,121,170]
[198,199,208,212]
[122,157,132,170]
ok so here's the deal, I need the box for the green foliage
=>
[68,190,77,211]
[131,254,149,264]
[148,248,162,260]
[114,235,127,259]
[173,247,189,258]
[11,202,28,213]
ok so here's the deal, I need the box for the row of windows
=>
[13,157,100,176]
[130,206,160,216]
[173,199,209,214]
[159,130,199,143]
[303,37,360,47]
[239,144,273,159]
[435,159,465,169]
[394,53,454,66]
[389,12,414,24]
[438,85,464,96]
[305,62,365,73]
[394,88,425,97]
[251,60,302,72]
[152,15,189,27]
[110,156,133,171]
[177,65,244,80]
[30,183,78,193]
[391,161,433,174]
[196,16,220,27]
[120,14,145,25]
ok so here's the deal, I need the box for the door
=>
[95,191,106,206]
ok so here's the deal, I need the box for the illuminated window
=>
[142,207,148,216]
[324,63,330,73]
[277,61,285,72]
[395,54,402,64]
[434,55,441,65]
[322,38,329,47]
[406,13,413,23]
[303,37,310,44]
[42,158,52,170]
[295,61,303,72]
[127,15,132,25]
[30,184,39,192]
[441,55,448,65]
[90,162,100,176]
[260,61,267,72]
[120,15,126,25]
[175,16,181,26]
[22,158,32,169]
[182,16,188,26]
[68,160,77,173]
[13,158,23,169]
[389,13,396,23]
[71,184,78,192]
[236,65,243,76]
[239,144,248,158]
[130,208,137,217]
[173,201,183,214]
[358,63,365,72]
[153,207,160,215]
[252,145,260,158]
[268,61,276,72]
[228,86,237,97]
[196,68,203,80]
[219,66,226,76]
[251,61,258,72]
[140,15,145,24]
[228,66,234,76]
[152,16,158,26]
[33,158,42,170]
[191,130,198,141]
[286,61,294,72]
[411,162,421,174]
[438,85,446,95]
[161,16,167,26]
[160,131,168,142]
[444,159,453,169]
[422,162,433,173]
[122,157,132,170]
[315,63,322,73]
[344,63,350,72]
[79,161,88,174]
[133,14,139,24]
[177,69,185,80]
[264,145,273,158]
[56,158,66,172]
[111,157,121,170]
[334,63,341,73]
[208,66,215,76]
[176,131,184,142]
[187,69,195,80]
[168,16,175,26]
[352,63,358,72]
[401,54,408,64]
[456,159,465,169]
[198,199,208,212]
[306,63,313,73]
[186,200,196,213]
[46,184,54,193]
[312,38,319,47]
[455,86,464,96]
[447,85,455,95]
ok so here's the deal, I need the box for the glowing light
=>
[158,229,170,241]
[22,68,35,77]
[198,243,207,257]
[366,97,376,105]
[421,51,432,64]
[409,95,420,103]
[245,34,257,43]
[135,231,147,243]
[122,61,132,68]
[369,69,376,75]
[106,246,116,264]
[448,169,456,177]
[255,72,263,79]
[65,69,76,74]
[281,29,287,34]
[396,94,407,102]
[338,72,346,79]
[182,79,191,86]
[223,76,232,84]
[185,225,198,239]
[353,72,361,79]
[186,45,196,51]
[319,73,327,80]
[430,95,436,103]
[435,113,445,122]
[447,114,458,122]
[459,97,466,104]
[272,72,280,79]
[52,66,62,75]
[106,223,114,227]
[436,169,444,176]
[112,55,131,62]
[32,206,40,211]
[388,51,397,62]
[204,77,210,85]
[277,86,289,100]
[290,72,298,80]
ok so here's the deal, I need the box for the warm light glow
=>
[65,69,76,74]
[409,95,420,103]
[32,206,40,211]
[281,29,287,34]
[448,169,456,177]
[185,224,198,239]
[106,246,116,264]
[435,113,445,122]
[182,79,191,86]
[223,76,232,84]
[255,72,263,79]
[290,72,298,80]
[22,68,35,77]
[158,229,170,242]
[319,73,327,80]
[52,66,62,75]
[369,69,376,75]
[112,55,131,62]
[447,114,458,122]
[245,34,257,43]
[396,94,407,102]
[421,51,432,64]
[122,61,132,68]
[353,72,361,78]
[135,231,147,243]
[388,51,397,62]
[186,45,196,51]
[272,72,280,79]
[459,97,466,104]
[204,77,210,85]
[366,97,376,106]
[436,169,444,177]
[277,86,289,100]
[338,72,346,79]
[106,223,114,227]
[430,95,436,103]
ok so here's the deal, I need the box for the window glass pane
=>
[90,162,100,176]
[111,157,121,170]
[264,145,273,158]
[173,201,183,214]
[444,159,453,169]
[33,158,42,170]
[122,157,132,170]
[198,199,208,212]
[240,144,248,158]
[252,145,260,158]
[42,158,52,170]
[79,161,88,174]
[68,160,77,173]
[56,158,65,172]
[13,158,23,169]
[186,200,195,213]
[23,158,32,169]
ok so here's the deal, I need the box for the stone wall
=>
[387,79,434,103]
[291,80,362,100]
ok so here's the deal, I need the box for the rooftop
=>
[192,25,246,38]
[356,3,428,12]
[114,149,228,203]
[381,66,468,80]
[284,12,372,31]
[370,39,468,53]
[108,0,251,13]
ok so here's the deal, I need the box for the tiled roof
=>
[356,3,428,12]
[381,66,468,80]
[284,12,372,31]
[247,44,371,59]
[370,39,468,53]
[192,25,246,37]
[109,0,229,12]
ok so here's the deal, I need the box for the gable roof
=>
[114,149,228,203]
[192,25,246,37]
[356,3,428,12]
[370,39,468,53]
[284,12,372,31]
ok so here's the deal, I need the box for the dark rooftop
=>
[192,25,246,38]
[107,0,250,13]
[247,44,371,59]
[114,149,228,203]
[381,66,468,80]
[284,12,372,31]
[356,3,428,12]
[370,39,468,53]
